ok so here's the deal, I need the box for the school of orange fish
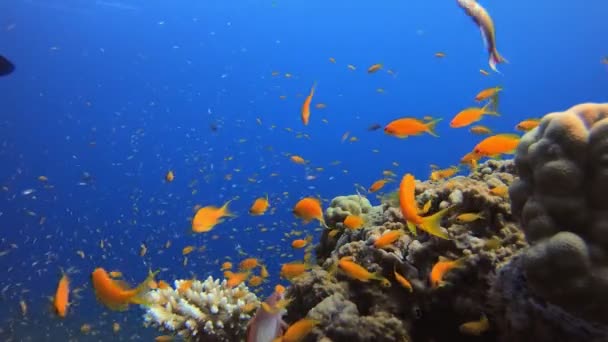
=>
[9,1,561,340]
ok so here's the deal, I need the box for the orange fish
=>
[279,318,319,342]
[343,215,364,230]
[430,166,460,181]
[293,197,326,227]
[221,261,233,271]
[399,174,450,239]
[460,151,480,170]
[429,257,466,288]
[435,52,446,58]
[54,273,69,318]
[239,258,260,271]
[91,268,157,310]
[301,82,316,126]
[280,262,309,280]
[291,235,312,249]
[338,257,390,287]
[368,179,388,193]
[191,200,234,233]
[165,170,174,182]
[515,119,540,131]
[474,86,502,102]
[450,104,498,128]
[157,280,171,290]
[373,230,404,248]
[250,195,270,215]
[226,271,250,288]
[384,117,442,138]
[290,155,306,165]
[479,69,489,76]
[329,57,336,63]
[182,246,194,255]
[393,265,413,292]
[367,63,383,73]
[472,133,520,157]
[469,125,492,135]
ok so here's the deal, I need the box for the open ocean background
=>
[0,0,607,340]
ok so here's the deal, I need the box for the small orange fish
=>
[157,280,171,290]
[367,63,383,73]
[368,179,388,193]
[430,166,460,181]
[459,314,490,336]
[450,104,498,128]
[250,195,270,215]
[91,268,157,310]
[473,133,520,157]
[291,235,312,249]
[191,201,234,233]
[165,170,174,182]
[280,262,309,280]
[474,86,502,102]
[290,155,306,165]
[280,318,319,342]
[384,117,442,138]
[435,52,446,58]
[479,69,489,76]
[226,271,250,288]
[329,57,336,63]
[393,265,413,292]
[515,119,540,131]
[293,197,326,227]
[182,246,194,255]
[108,271,123,278]
[469,125,492,135]
[343,215,364,230]
[221,261,233,270]
[460,151,481,170]
[429,257,466,288]
[248,275,264,287]
[338,257,390,286]
[399,174,450,239]
[240,258,260,270]
[490,185,509,197]
[374,230,404,248]
[54,273,69,318]
[301,82,316,125]
[315,103,327,109]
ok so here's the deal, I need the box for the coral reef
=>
[286,159,526,341]
[492,103,608,340]
[142,276,259,341]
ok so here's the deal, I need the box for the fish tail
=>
[489,50,507,73]
[406,221,417,236]
[222,200,237,217]
[425,118,443,137]
[482,102,500,116]
[420,207,452,239]
[310,81,317,96]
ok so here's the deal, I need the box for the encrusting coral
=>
[491,103,608,340]
[142,276,259,341]
[286,159,526,341]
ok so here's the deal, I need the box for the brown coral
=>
[509,103,608,325]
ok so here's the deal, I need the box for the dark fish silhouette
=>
[0,55,15,76]
[367,123,382,131]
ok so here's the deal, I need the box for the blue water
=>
[1,0,607,340]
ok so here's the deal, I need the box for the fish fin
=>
[489,51,507,73]
[481,103,499,116]
[420,207,452,239]
[406,221,417,236]
[479,27,489,49]
[425,118,443,137]
[221,200,237,217]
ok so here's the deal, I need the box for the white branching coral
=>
[142,276,259,341]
